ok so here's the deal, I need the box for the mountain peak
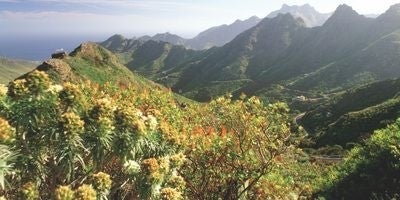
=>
[109,34,125,40]
[280,3,314,11]
[70,42,119,66]
[324,4,362,26]
[267,4,330,27]
[233,19,243,24]
[102,34,126,45]
[267,13,306,28]
[282,4,290,9]
[379,3,400,19]
[334,4,359,17]
[248,16,260,21]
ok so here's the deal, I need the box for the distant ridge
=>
[185,16,262,50]
[0,57,37,84]
[102,3,400,104]
[103,4,331,50]
[267,4,331,27]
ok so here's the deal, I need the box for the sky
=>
[0,0,399,39]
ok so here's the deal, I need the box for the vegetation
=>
[300,78,400,147]
[315,119,400,199]
[0,69,300,199]
[3,4,400,196]
[101,4,400,106]
[0,57,36,84]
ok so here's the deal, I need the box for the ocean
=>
[0,35,110,61]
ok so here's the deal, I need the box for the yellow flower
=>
[60,82,82,104]
[115,107,146,135]
[160,187,182,200]
[170,153,186,169]
[142,158,159,173]
[75,184,96,200]
[55,185,74,200]
[96,98,114,113]
[167,175,186,191]
[91,97,115,120]
[48,84,63,94]
[145,114,158,131]
[0,118,14,142]
[92,172,112,192]
[61,112,84,137]
[26,70,51,92]
[123,160,141,175]
[158,157,170,174]
[8,79,28,97]
[142,158,163,183]
[98,116,115,131]
[21,182,39,200]
[133,119,147,136]
[0,84,7,96]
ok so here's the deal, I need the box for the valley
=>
[1,1,400,199]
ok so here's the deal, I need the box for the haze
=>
[0,0,398,38]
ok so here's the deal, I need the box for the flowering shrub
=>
[21,182,39,200]
[0,70,296,199]
[75,184,96,200]
[54,185,74,200]
[0,84,7,96]
[160,187,182,200]
[0,118,14,143]
[182,96,292,199]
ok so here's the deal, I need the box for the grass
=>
[0,57,37,84]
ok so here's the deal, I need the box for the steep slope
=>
[0,57,37,84]
[300,78,400,147]
[315,121,400,199]
[134,32,187,47]
[151,32,187,46]
[100,34,143,53]
[173,13,307,99]
[29,42,161,90]
[291,4,400,91]
[168,4,400,100]
[125,40,202,87]
[267,4,331,27]
[102,4,400,104]
[185,16,261,50]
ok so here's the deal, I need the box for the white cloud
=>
[0,10,222,37]
[0,0,256,38]
[0,0,19,2]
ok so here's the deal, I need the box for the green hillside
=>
[30,42,162,90]
[300,78,400,146]
[315,120,400,198]
[101,4,400,103]
[0,57,37,84]
[0,47,301,199]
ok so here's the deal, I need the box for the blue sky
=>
[0,0,399,38]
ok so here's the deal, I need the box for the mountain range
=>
[2,3,399,148]
[3,2,400,199]
[106,4,400,98]
[103,4,330,51]
[100,3,400,146]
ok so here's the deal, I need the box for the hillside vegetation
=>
[102,4,400,103]
[0,39,399,199]
[315,119,400,199]
[0,57,37,84]
[300,78,400,147]
[0,66,301,199]
[1,3,400,199]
